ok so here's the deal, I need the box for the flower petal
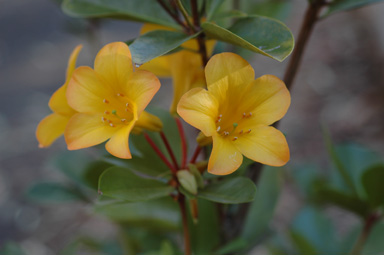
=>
[205,52,254,87]
[177,87,218,137]
[122,69,161,114]
[208,135,243,175]
[65,113,116,150]
[135,111,163,132]
[105,123,135,159]
[36,113,69,148]
[66,45,83,82]
[169,51,205,114]
[94,42,133,92]
[236,126,289,167]
[67,66,110,113]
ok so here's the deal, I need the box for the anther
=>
[104,111,110,115]
[125,108,129,112]
[126,103,129,107]
[232,137,238,141]
[239,130,243,135]
[109,123,115,127]
[219,114,222,118]
[248,112,252,117]
[243,113,246,118]
[121,119,126,122]
[117,93,124,97]
[216,126,221,132]
[103,99,109,104]
[224,131,229,136]
[246,129,252,134]
[101,117,106,122]
[107,119,112,123]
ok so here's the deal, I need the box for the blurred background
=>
[1,0,384,254]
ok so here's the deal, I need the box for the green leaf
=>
[130,30,200,65]
[202,16,294,61]
[62,0,178,28]
[188,199,220,254]
[362,164,384,207]
[82,160,114,190]
[98,166,174,202]
[325,0,384,17]
[241,166,282,244]
[27,182,86,203]
[215,238,248,255]
[95,198,180,230]
[198,177,256,204]
[289,231,318,255]
[206,0,229,20]
[363,222,384,255]
[177,170,198,195]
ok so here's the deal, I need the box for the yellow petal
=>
[208,135,243,175]
[49,45,82,115]
[66,45,83,82]
[106,124,135,159]
[140,23,172,34]
[241,75,291,126]
[94,42,133,92]
[205,52,254,87]
[122,69,161,115]
[135,111,163,132]
[36,113,69,148]
[177,87,218,137]
[65,113,116,150]
[169,51,205,114]
[67,66,110,113]
[236,126,289,167]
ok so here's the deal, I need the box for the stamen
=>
[217,126,221,132]
[125,108,129,112]
[232,137,238,141]
[246,129,252,134]
[121,119,126,122]
[117,93,124,97]
[104,111,110,115]
[248,112,252,117]
[219,114,222,118]
[107,119,112,124]
[112,110,117,115]
[224,131,229,136]
[109,123,115,127]
[243,113,246,118]
[101,117,106,122]
[239,130,243,135]
[126,103,129,107]
[103,99,109,104]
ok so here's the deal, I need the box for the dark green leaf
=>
[188,199,220,254]
[363,222,384,254]
[362,164,384,207]
[27,182,86,203]
[95,198,180,230]
[325,0,384,16]
[206,0,229,20]
[62,0,178,28]
[198,177,256,204]
[289,231,318,255]
[98,166,174,202]
[241,166,282,244]
[130,30,200,65]
[202,16,294,61]
[82,160,114,190]
[215,238,248,254]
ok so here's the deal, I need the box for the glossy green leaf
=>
[202,16,294,61]
[62,0,178,28]
[188,199,220,254]
[130,30,200,65]
[95,198,180,230]
[98,167,174,202]
[27,182,86,203]
[325,0,384,16]
[198,177,256,204]
[241,166,282,244]
[362,164,384,207]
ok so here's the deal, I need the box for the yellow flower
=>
[140,24,215,114]
[65,42,161,159]
[177,53,290,175]
[36,45,83,148]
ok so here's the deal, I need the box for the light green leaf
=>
[202,16,294,61]
[361,164,384,207]
[95,198,180,230]
[130,30,200,65]
[325,0,384,16]
[241,166,282,245]
[198,177,256,204]
[98,167,174,202]
[62,0,178,28]
[27,182,86,203]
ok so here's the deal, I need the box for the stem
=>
[175,118,188,169]
[191,0,208,66]
[144,133,177,174]
[160,131,180,170]
[178,195,191,255]
[351,213,381,255]
[175,0,196,32]
[190,145,201,164]
[156,0,187,29]
[283,0,325,90]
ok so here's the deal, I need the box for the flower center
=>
[100,92,134,128]
[215,112,252,141]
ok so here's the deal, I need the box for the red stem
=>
[160,131,180,170]
[190,145,201,164]
[144,133,177,174]
[175,118,187,169]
